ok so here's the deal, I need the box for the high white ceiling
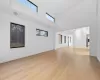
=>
[0,0,97,31]
[30,0,85,16]
[30,0,97,30]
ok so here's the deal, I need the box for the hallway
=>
[0,48,100,80]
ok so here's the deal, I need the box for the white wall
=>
[97,0,100,61]
[73,27,90,48]
[90,22,98,57]
[0,0,56,63]
[55,27,90,49]
[74,30,86,48]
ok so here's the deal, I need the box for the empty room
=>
[0,0,100,80]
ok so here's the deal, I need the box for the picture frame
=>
[36,29,48,37]
[10,22,25,48]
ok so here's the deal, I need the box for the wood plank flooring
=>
[0,48,100,80]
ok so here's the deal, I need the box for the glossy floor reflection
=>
[0,48,100,80]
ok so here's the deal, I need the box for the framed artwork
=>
[36,29,48,37]
[10,22,25,48]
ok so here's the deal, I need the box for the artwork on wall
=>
[36,29,48,37]
[10,22,25,48]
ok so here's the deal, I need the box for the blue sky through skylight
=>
[46,13,55,22]
[18,0,37,12]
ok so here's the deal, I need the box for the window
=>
[64,36,66,43]
[36,29,48,37]
[46,13,55,22]
[18,0,38,12]
[59,34,62,44]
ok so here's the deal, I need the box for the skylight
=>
[46,13,55,22]
[18,0,38,12]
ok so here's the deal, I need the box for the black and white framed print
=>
[36,29,48,37]
[44,31,48,37]
[36,29,41,36]
[10,22,25,48]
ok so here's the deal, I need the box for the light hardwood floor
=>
[0,48,100,80]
